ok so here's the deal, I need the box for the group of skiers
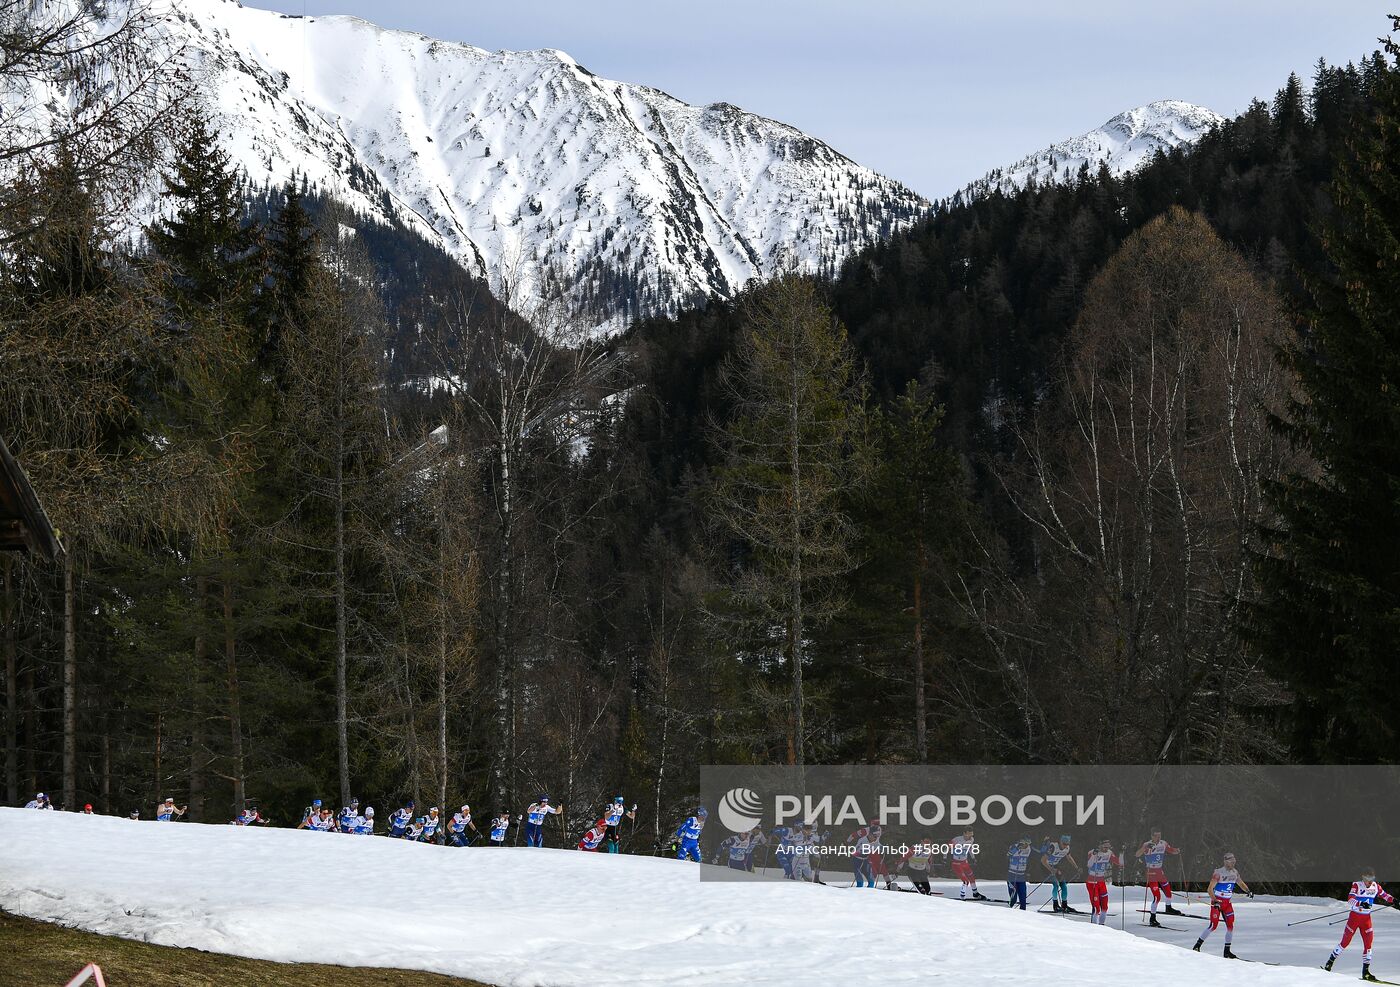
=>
[702,813,1395,980]
[282,793,640,852]
[17,791,1396,978]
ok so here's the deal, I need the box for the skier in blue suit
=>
[675,807,707,861]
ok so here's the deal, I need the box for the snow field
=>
[0,808,1357,986]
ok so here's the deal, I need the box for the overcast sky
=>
[242,0,1387,198]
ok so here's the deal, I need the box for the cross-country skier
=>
[901,840,935,894]
[743,825,766,871]
[951,827,985,900]
[1084,839,1122,925]
[1192,851,1252,958]
[489,810,512,844]
[1041,834,1080,913]
[155,797,187,822]
[1323,867,1398,981]
[770,824,796,879]
[866,823,896,890]
[297,799,324,829]
[1007,837,1039,910]
[789,823,817,883]
[234,806,267,826]
[808,823,832,885]
[1135,829,1183,927]
[578,817,609,851]
[523,795,562,847]
[717,829,753,870]
[602,796,636,853]
[847,820,883,888]
[356,806,375,835]
[23,792,52,810]
[338,798,360,833]
[388,800,414,838]
[674,806,707,862]
[447,804,478,847]
[310,806,337,831]
[419,807,441,843]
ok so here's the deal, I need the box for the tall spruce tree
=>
[1249,20,1400,761]
[144,113,265,818]
[857,384,969,762]
[710,275,863,766]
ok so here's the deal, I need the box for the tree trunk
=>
[100,724,111,814]
[3,554,17,805]
[913,544,928,762]
[24,653,36,795]
[224,577,245,816]
[494,438,515,808]
[788,353,805,768]
[62,548,77,809]
[335,439,350,808]
[153,709,162,808]
[188,572,207,822]
[437,472,449,827]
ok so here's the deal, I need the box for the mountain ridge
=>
[951,99,1225,204]
[153,0,929,328]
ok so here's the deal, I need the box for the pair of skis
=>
[1136,907,1201,932]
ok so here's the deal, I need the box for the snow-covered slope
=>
[0,808,1346,986]
[139,0,927,327]
[954,100,1225,202]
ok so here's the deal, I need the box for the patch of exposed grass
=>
[0,910,492,987]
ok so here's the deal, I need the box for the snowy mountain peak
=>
[141,0,929,329]
[954,99,1225,203]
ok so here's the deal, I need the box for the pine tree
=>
[147,115,259,308]
[1249,21,1400,761]
[856,383,969,761]
[144,112,266,819]
[710,275,864,766]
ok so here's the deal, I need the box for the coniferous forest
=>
[4,1,1400,844]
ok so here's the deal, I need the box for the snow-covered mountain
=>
[952,100,1225,203]
[141,0,928,328]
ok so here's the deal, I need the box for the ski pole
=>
[1119,849,1127,931]
[1287,909,1352,927]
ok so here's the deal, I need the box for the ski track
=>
[0,808,1375,986]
